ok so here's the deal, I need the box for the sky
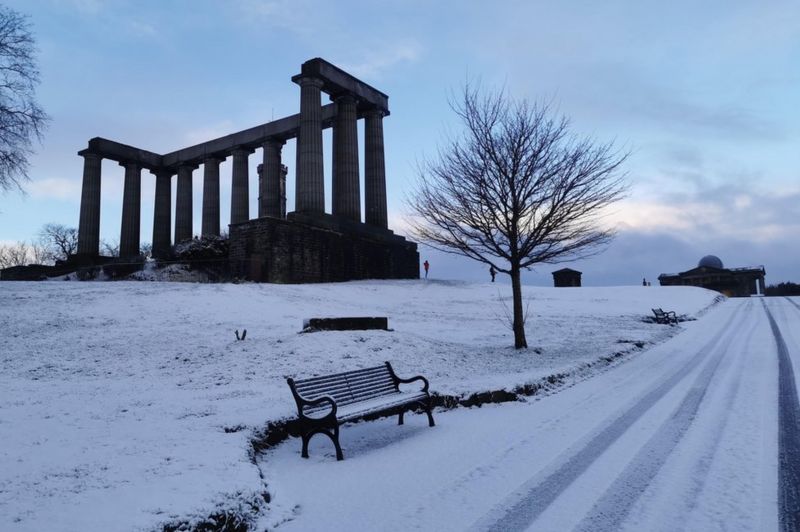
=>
[0,0,798,286]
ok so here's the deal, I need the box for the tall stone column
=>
[151,169,173,259]
[262,138,284,218]
[202,156,224,236]
[174,164,195,244]
[230,148,252,225]
[119,161,142,257]
[280,164,288,219]
[294,76,325,214]
[364,109,388,228]
[77,152,102,255]
[257,163,265,218]
[332,94,360,222]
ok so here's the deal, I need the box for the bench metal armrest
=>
[395,374,430,393]
[300,395,337,418]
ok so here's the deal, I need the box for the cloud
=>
[610,184,800,243]
[340,42,423,80]
[705,2,800,56]
[234,0,329,36]
[569,62,788,143]
[27,177,82,202]
[57,0,105,15]
[234,0,422,80]
[182,121,238,147]
[127,20,157,37]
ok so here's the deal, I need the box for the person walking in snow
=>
[490,266,496,282]
[423,260,429,279]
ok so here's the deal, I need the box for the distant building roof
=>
[698,255,724,269]
[552,268,582,274]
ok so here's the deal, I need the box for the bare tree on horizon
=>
[39,223,78,262]
[408,85,628,349]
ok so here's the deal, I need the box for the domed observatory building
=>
[658,255,766,297]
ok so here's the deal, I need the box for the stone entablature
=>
[76,58,393,262]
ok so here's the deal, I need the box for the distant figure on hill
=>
[490,266,496,282]
[642,277,647,286]
[423,260,429,279]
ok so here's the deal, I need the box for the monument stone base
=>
[228,213,419,283]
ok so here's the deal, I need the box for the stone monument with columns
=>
[73,58,418,282]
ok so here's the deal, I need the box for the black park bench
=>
[286,362,435,460]
[652,307,678,324]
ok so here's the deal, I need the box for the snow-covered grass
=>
[0,280,720,531]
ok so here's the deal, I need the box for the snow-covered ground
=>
[262,296,800,531]
[0,280,721,530]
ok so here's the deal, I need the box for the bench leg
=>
[425,403,435,427]
[301,427,344,460]
[330,426,344,461]
[398,409,405,425]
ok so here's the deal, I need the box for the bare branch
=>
[0,6,49,193]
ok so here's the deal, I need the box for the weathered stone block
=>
[302,317,389,331]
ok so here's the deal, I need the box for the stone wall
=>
[229,213,418,283]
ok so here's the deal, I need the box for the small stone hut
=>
[552,268,582,287]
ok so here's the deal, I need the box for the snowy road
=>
[263,297,800,531]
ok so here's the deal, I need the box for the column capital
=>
[118,160,142,170]
[364,107,387,119]
[149,167,176,178]
[262,137,286,148]
[231,146,255,156]
[293,75,325,89]
[332,93,358,105]
[177,162,199,171]
[78,150,102,161]
[203,155,226,164]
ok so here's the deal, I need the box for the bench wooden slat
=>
[348,381,396,397]
[337,392,429,422]
[306,387,397,411]
[346,371,393,383]
[296,370,393,391]
[347,388,397,404]
[296,375,395,400]
[296,366,387,386]
[295,380,352,396]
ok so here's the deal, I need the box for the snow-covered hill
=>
[0,280,720,531]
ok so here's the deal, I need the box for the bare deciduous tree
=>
[0,239,48,268]
[0,6,48,193]
[100,239,119,257]
[409,85,628,349]
[0,240,29,267]
[29,239,47,263]
[38,223,78,262]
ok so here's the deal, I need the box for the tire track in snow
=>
[473,302,748,532]
[573,302,757,531]
[765,299,800,531]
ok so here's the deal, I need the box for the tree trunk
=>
[511,266,528,349]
